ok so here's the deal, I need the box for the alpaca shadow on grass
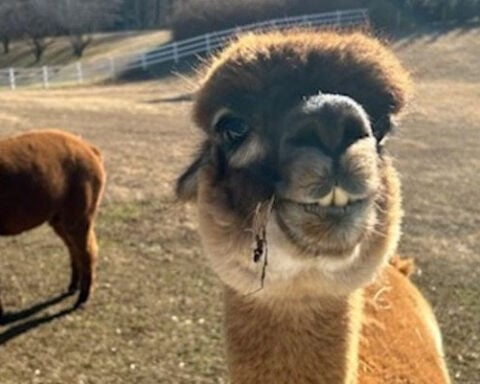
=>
[144,92,194,104]
[114,54,201,83]
[392,19,480,49]
[0,291,76,345]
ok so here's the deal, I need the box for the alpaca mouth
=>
[274,195,374,257]
[298,198,369,217]
[275,186,374,218]
[276,187,373,220]
[277,197,371,229]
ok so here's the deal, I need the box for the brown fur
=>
[194,30,411,139]
[0,129,105,312]
[177,30,450,383]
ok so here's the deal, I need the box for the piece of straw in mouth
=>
[250,195,275,290]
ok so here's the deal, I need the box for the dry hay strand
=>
[248,195,275,294]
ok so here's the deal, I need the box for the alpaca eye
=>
[215,115,250,143]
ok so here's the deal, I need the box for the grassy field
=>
[0,27,479,383]
[0,31,171,69]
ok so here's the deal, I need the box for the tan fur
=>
[177,30,450,383]
[0,129,106,312]
[360,264,449,383]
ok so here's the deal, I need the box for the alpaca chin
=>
[197,158,402,300]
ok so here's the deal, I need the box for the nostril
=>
[342,116,371,149]
[285,116,370,158]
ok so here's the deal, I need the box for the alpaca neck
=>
[224,287,363,384]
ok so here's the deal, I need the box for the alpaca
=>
[0,129,105,313]
[176,31,451,383]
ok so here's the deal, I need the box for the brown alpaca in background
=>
[176,31,451,383]
[0,129,105,315]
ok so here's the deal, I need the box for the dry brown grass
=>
[0,31,171,69]
[0,28,479,383]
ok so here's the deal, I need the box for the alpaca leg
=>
[68,258,81,294]
[62,176,103,307]
[50,220,82,293]
[69,225,98,307]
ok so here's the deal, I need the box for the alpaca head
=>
[177,31,410,298]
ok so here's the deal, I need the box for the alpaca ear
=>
[176,155,202,202]
[176,145,209,202]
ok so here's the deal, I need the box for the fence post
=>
[9,68,16,90]
[336,10,341,25]
[42,66,49,89]
[364,9,371,25]
[141,52,148,70]
[108,56,116,77]
[172,42,179,63]
[205,33,211,53]
[76,62,83,84]
[302,14,309,26]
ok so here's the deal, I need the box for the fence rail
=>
[0,8,368,90]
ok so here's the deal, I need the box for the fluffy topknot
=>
[195,30,411,135]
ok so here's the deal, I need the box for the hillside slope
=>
[0,30,171,69]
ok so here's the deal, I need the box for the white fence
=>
[0,8,368,90]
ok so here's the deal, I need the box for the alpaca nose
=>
[286,94,372,157]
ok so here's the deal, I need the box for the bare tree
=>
[119,0,173,29]
[54,0,124,58]
[14,0,57,62]
[0,1,21,54]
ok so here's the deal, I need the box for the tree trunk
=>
[71,35,93,58]
[33,39,44,63]
[2,37,9,54]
